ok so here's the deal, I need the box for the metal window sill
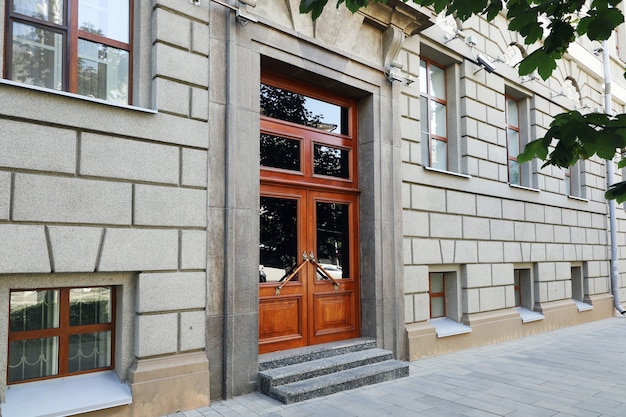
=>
[3,371,132,417]
[423,166,472,179]
[428,317,472,338]
[517,307,545,323]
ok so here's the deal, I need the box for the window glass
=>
[509,160,520,185]
[314,144,349,178]
[430,273,444,292]
[12,0,64,24]
[68,331,112,372]
[430,101,447,137]
[507,98,519,126]
[260,83,349,135]
[431,297,445,318]
[507,129,519,156]
[316,202,349,279]
[69,287,112,326]
[77,39,129,104]
[10,290,60,332]
[431,139,447,171]
[260,197,299,283]
[79,0,130,42]
[260,134,301,171]
[11,22,64,90]
[8,337,59,383]
[419,59,427,93]
[428,64,446,99]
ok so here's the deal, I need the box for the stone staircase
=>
[258,338,409,404]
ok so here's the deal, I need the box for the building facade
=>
[0,1,624,416]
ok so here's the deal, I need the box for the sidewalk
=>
[166,316,626,417]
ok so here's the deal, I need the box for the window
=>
[506,96,523,185]
[514,267,544,322]
[429,272,446,318]
[571,265,592,311]
[8,287,114,384]
[5,0,132,104]
[420,58,448,171]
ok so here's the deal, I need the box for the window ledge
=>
[573,299,594,312]
[429,317,472,338]
[509,183,540,192]
[3,371,132,417]
[423,166,472,179]
[0,79,157,114]
[567,195,589,202]
[517,307,545,323]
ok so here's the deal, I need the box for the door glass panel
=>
[260,196,299,283]
[260,83,349,135]
[314,144,349,178]
[316,201,349,280]
[260,134,301,171]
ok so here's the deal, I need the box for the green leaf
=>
[586,9,625,40]
[518,138,549,162]
[605,181,626,203]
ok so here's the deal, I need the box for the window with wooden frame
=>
[513,269,522,307]
[420,58,448,171]
[8,287,115,384]
[429,272,446,318]
[506,96,522,185]
[5,0,132,104]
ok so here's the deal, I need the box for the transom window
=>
[8,286,115,384]
[420,58,448,171]
[5,0,132,104]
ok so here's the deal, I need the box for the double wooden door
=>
[258,73,360,353]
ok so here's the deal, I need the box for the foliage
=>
[299,0,626,201]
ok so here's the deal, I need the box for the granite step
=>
[259,348,393,392]
[258,337,377,371]
[266,359,409,404]
[258,339,409,404]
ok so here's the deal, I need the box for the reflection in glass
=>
[431,139,447,171]
[69,287,112,326]
[509,160,520,185]
[507,98,519,126]
[11,22,64,90]
[68,331,111,373]
[79,0,129,42]
[508,129,519,157]
[430,101,447,137]
[78,39,129,104]
[13,0,64,24]
[8,337,59,383]
[260,134,301,171]
[260,83,349,135]
[419,59,427,94]
[314,144,349,178]
[260,197,299,283]
[428,64,446,99]
[316,202,349,279]
[10,290,60,332]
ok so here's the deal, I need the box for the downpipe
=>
[602,40,626,315]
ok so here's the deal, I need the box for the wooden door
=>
[258,72,360,353]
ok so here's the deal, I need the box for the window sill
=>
[509,183,540,192]
[567,195,589,202]
[423,166,472,179]
[0,79,157,114]
[517,307,545,323]
[3,371,132,417]
[429,317,472,338]
[573,299,594,312]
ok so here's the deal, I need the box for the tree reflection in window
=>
[260,197,298,282]
[260,134,301,172]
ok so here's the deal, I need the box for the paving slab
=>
[164,316,626,417]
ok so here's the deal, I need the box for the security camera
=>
[476,54,496,73]
[385,62,414,86]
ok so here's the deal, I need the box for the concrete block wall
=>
[400,12,619,328]
[0,0,211,413]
